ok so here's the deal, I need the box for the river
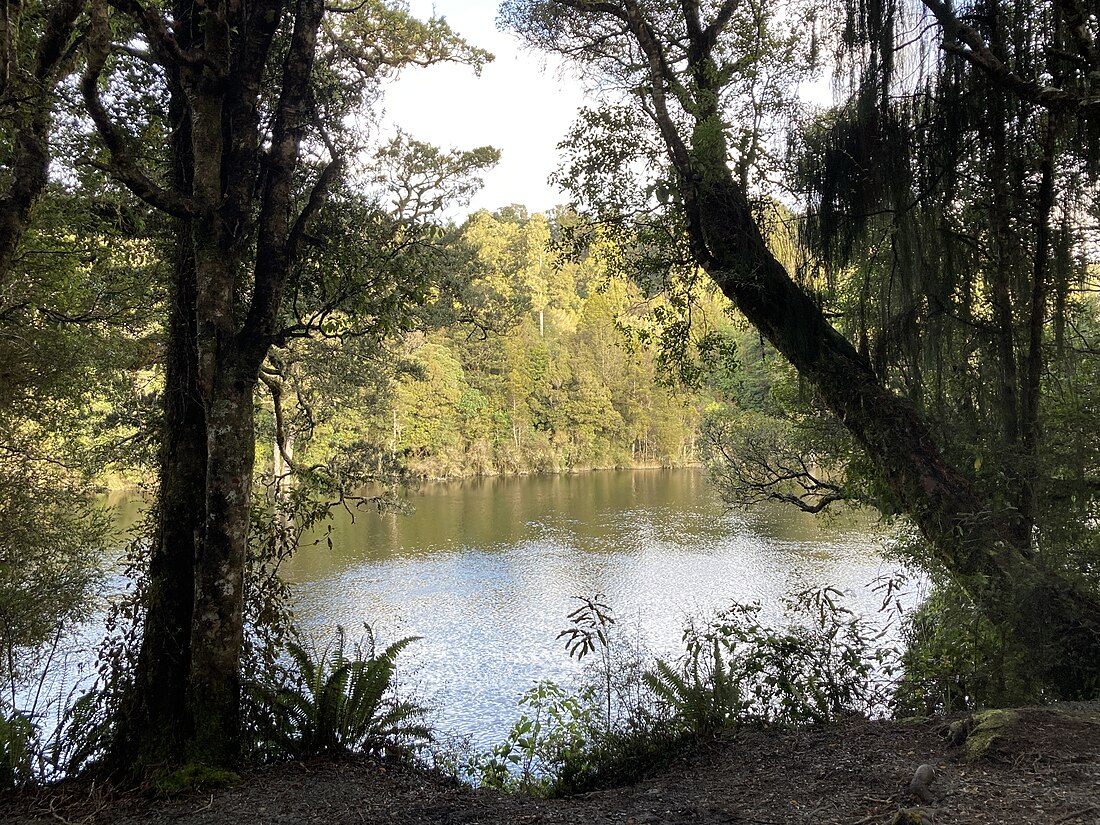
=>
[268,468,901,748]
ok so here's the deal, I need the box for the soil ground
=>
[3,704,1098,824]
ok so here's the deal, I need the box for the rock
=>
[963,709,1019,762]
[908,763,936,803]
[889,809,931,825]
[946,717,972,746]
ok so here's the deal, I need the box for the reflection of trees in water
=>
[271,468,894,746]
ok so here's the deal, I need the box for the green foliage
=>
[0,464,106,674]
[893,580,1040,716]
[629,587,894,740]
[643,637,741,734]
[478,587,896,796]
[558,595,616,662]
[557,595,650,735]
[473,680,593,794]
[0,708,34,788]
[271,208,709,481]
[705,589,895,726]
[246,625,429,760]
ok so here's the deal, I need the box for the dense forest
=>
[1,0,1098,800]
[259,205,715,482]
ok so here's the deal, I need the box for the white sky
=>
[383,0,589,215]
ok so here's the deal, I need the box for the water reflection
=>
[281,468,898,747]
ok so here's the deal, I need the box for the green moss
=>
[889,810,930,825]
[963,709,1019,762]
[154,762,240,796]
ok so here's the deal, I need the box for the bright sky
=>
[383,0,589,216]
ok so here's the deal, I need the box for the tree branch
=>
[242,0,326,354]
[81,0,197,218]
[108,0,221,75]
[921,0,1099,112]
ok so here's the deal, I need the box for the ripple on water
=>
[282,471,906,749]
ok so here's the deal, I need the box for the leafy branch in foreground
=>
[474,679,593,794]
[247,625,429,760]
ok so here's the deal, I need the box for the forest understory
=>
[4,703,1098,825]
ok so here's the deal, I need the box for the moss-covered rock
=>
[889,808,931,825]
[962,709,1019,762]
[154,762,241,796]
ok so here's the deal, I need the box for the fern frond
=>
[249,628,428,758]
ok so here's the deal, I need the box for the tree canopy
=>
[502,0,1100,699]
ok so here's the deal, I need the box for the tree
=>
[257,135,501,495]
[0,0,84,279]
[799,0,1100,543]
[79,0,489,775]
[502,0,1100,696]
[0,0,166,725]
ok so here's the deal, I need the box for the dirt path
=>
[4,705,1098,824]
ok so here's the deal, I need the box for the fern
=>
[0,708,34,788]
[644,639,742,733]
[248,625,430,759]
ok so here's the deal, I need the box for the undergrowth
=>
[245,624,430,761]
[449,586,902,796]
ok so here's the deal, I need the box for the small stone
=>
[908,763,936,803]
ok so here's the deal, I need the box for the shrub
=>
[247,624,430,760]
[893,580,1039,715]
[474,679,593,793]
[480,587,897,796]
[693,588,896,726]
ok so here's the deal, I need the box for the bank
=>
[4,704,1098,824]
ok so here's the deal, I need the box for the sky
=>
[382,1,590,215]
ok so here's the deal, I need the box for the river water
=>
[273,468,901,747]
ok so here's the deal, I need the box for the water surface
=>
[279,469,898,746]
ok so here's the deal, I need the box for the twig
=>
[48,797,82,825]
[192,794,214,813]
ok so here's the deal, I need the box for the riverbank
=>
[97,461,705,495]
[5,704,1098,824]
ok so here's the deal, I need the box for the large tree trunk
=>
[106,232,206,772]
[76,0,330,772]
[104,22,209,772]
[187,364,256,766]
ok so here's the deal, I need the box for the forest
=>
[1,0,1099,808]
[257,205,715,482]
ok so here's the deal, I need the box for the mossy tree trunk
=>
[85,0,329,774]
[535,0,1100,696]
[107,232,207,771]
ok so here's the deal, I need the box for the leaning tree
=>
[501,0,1100,697]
